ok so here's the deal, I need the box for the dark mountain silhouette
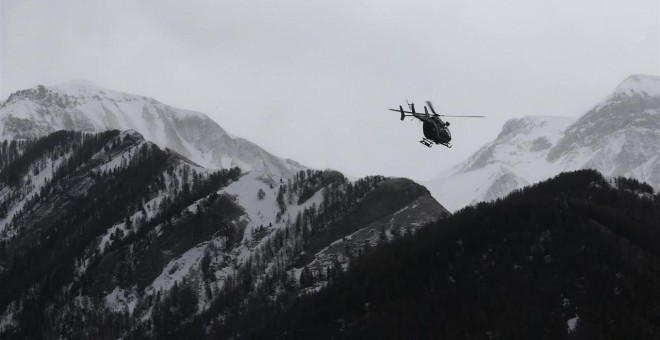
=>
[250,170,660,339]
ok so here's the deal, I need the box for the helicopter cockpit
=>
[422,119,451,146]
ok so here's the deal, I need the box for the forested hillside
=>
[253,170,660,339]
[0,130,446,339]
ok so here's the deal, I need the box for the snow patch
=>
[423,165,528,212]
[149,243,208,293]
[105,287,138,315]
[567,315,579,333]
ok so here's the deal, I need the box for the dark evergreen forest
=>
[0,131,242,339]
[246,170,660,339]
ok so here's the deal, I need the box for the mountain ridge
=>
[612,74,660,97]
[0,81,305,178]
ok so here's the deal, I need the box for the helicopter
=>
[389,101,484,148]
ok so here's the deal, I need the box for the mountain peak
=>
[614,74,660,97]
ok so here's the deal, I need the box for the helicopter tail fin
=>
[400,106,405,121]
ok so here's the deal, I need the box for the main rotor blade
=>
[425,101,437,115]
[391,108,484,118]
[438,115,485,118]
[389,109,428,115]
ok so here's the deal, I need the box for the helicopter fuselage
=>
[389,101,482,148]
[422,119,451,145]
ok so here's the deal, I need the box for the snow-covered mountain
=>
[547,75,660,184]
[425,74,660,211]
[0,80,304,177]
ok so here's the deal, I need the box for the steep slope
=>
[0,130,447,339]
[0,80,304,177]
[254,170,660,339]
[0,130,244,338]
[427,74,660,212]
[548,75,660,186]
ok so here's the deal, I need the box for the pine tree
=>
[277,186,286,213]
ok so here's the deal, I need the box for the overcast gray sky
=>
[1,0,658,180]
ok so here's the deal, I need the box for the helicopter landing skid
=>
[420,139,452,148]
